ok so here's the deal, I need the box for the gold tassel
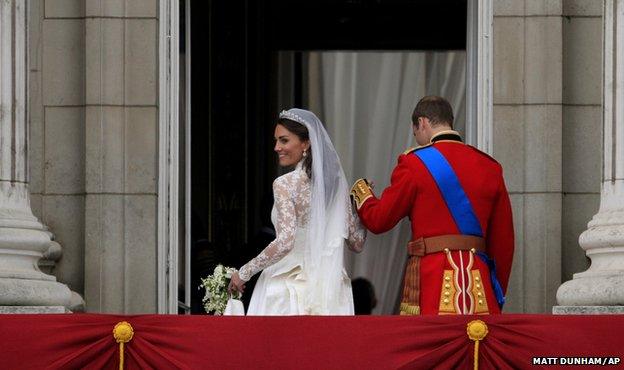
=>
[113,321,134,370]
[473,340,480,370]
[467,319,488,370]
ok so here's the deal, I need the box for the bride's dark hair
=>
[277,118,312,179]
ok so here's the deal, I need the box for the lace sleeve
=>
[238,177,297,281]
[346,201,367,252]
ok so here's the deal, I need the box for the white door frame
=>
[157,0,180,314]
[183,0,192,314]
[466,0,493,153]
[156,0,495,313]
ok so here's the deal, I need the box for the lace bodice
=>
[239,164,367,281]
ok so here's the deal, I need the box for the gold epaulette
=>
[350,178,373,210]
[403,147,417,155]
[403,143,433,155]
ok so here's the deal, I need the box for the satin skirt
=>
[247,228,354,316]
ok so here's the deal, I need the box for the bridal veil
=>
[278,108,351,314]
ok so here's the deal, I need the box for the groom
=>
[351,96,514,315]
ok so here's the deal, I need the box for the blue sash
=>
[414,146,505,308]
[476,252,506,308]
[414,146,483,237]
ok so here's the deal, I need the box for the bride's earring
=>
[302,149,307,158]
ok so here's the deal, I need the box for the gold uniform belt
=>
[400,235,486,315]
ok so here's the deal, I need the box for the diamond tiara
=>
[279,110,308,126]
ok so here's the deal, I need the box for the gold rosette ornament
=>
[467,320,488,370]
[113,321,134,370]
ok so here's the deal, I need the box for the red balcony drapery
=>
[1,314,622,369]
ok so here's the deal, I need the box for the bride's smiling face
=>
[274,124,309,167]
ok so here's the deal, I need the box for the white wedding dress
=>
[239,162,366,315]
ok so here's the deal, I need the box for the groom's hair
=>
[412,96,454,128]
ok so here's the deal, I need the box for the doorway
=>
[180,0,470,314]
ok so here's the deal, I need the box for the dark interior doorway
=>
[186,0,467,314]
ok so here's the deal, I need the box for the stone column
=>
[555,0,624,314]
[0,0,71,309]
[493,1,563,313]
[84,1,159,313]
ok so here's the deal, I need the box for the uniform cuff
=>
[350,178,374,210]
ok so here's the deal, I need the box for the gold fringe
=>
[399,302,420,315]
[113,321,134,370]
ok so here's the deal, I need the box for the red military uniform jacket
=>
[355,131,514,315]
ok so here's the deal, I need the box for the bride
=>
[229,108,366,315]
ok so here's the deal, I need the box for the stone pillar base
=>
[556,274,624,306]
[0,306,70,314]
[553,306,624,315]
[0,278,71,307]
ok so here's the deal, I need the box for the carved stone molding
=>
[556,0,624,308]
[0,0,71,307]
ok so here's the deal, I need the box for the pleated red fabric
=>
[1,314,622,370]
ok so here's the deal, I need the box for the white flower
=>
[199,264,241,315]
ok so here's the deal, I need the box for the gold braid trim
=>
[350,178,374,210]
[113,321,134,370]
[438,270,457,313]
[470,270,489,314]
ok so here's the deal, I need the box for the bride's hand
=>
[347,241,364,253]
[228,271,246,295]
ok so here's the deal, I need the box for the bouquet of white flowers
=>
[200,264,241,315]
